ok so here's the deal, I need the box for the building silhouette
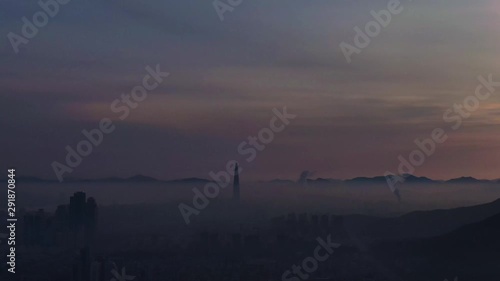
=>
[69,192,98,248]
[233,163,240,200]
[21,192,98,253]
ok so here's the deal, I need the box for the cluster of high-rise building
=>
[17,192,101,281]
[22,191,98,249]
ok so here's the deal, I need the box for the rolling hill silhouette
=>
[343,198,500,242]
[370,208,500,280]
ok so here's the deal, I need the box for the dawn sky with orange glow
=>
[2,0,500,181]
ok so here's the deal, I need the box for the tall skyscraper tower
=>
[233,163,240,200]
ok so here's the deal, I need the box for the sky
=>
[2,0,500,181]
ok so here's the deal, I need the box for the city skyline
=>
[3,0,500,280]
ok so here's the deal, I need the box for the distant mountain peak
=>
[168,177,212,184]
[446,176,487,183]
[126,174,158,182]
[346,176,388,183]
[402,174,434,183]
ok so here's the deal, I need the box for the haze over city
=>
[2,0,500,281]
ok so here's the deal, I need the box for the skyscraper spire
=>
[233,162,240,200]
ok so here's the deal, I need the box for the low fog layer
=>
[9,181,500,217]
